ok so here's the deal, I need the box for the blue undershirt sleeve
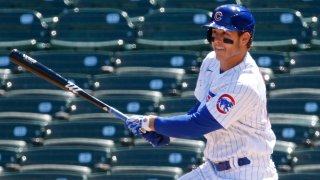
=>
[154,105,223,138]
[187,101,201,115]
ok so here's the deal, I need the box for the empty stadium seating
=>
[29,50,115,75]
[251,8,312,51]
[113,50,202,74]
[250,50,290,74]
[74,0,160,23]
[46,114,132,146]
[50,8,136,51]
[136,8,212,51]
[0,0,75,22]
[0,9,49,51]
[289,51,320,74]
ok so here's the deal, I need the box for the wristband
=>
[141,116,152,132]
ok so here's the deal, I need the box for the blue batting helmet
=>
[204,4,255,42]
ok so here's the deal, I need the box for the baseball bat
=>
[9,49,128,121]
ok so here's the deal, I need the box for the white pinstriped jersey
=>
[194,51,276,162]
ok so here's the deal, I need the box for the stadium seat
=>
[250,50,290,74]
[0,9,49,51]
[0,140,26,149]
[272,140,296,172]
[74,0,160,22]
[45,115,132,146]
[279,173,320,180]
[0,95,71,119]
[311,20,320,49]
[291,149,320,173]
[245,0,319,19]
[158,96,198,115]
[270,114,319,147]
[0,51,16,74]
[88,169,181,180]
[68,95,160,116]
[0,0,75,22]
[251,8,311,51]
[289,51,320,75]
[0,146,22,171]
[267,97,320,116]
[50,8,136,51]
[20,145,112,172]
[0,171,87,180]
[111,146,203,173]
[267,74,320,98]
[180,74,198,95]
[158,0,235,11]
[136,8,211,51]
[93,71,185,96]
[3,73,92,92]
[113,50,202,74]
[29,50,115,75]
[0,120,48,145]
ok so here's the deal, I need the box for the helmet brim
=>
[203,21,238,32]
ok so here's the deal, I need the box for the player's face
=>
[211,29,249,63]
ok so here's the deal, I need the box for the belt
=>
[212,157,251,171]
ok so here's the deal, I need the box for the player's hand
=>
[126,115,150,136]
[126,115,170,147]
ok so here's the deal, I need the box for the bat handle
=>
[107,106,128,121]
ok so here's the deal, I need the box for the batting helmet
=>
[204,4,255,43]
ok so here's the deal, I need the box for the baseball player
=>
[126,4,278,180]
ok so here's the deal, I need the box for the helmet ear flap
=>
[207,28,212,43]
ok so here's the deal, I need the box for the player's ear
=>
[240,32,250,46]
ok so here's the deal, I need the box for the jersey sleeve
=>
[205,82,258,129]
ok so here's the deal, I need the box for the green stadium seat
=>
[245,0,319,19]
[158,96,198,115]
[0,146,22,171]
[267,97,320,116]
[74,0,159,22]
[267,74,320,98]
[3,73,92,92]
[50,8,136,51]
[0,0,75,22]
[68,95,160,116]
[250,50,290,74]
[20,146,112,172]
[0,120,48,145]
[0,9,49,51]
[291,149,320,173]
[111,146,203,173]
[159,0,235,11]
[289,51,320,75]
[279,173,320,180]
[93,71,185,96]
[46,115,132,146]
[0,171,87,180]
[0,95,71,119]
[29,50,115,75]
[272,140,296,172]
[311,20,320,49]
[113,50,202,74]
[270,114,320,147]
[251,8,311,51]
[136,8,211,51]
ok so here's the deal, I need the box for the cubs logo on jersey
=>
[216,94,235,114]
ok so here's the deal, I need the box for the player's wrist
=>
[141,116,152,132]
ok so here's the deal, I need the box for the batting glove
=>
[126,115,152,136]
[126,115,170,147]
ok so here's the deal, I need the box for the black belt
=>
[212,157,251,171]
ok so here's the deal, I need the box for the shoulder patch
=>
[216,94,235,114]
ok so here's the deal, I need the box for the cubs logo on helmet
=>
[216,94,235,114]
